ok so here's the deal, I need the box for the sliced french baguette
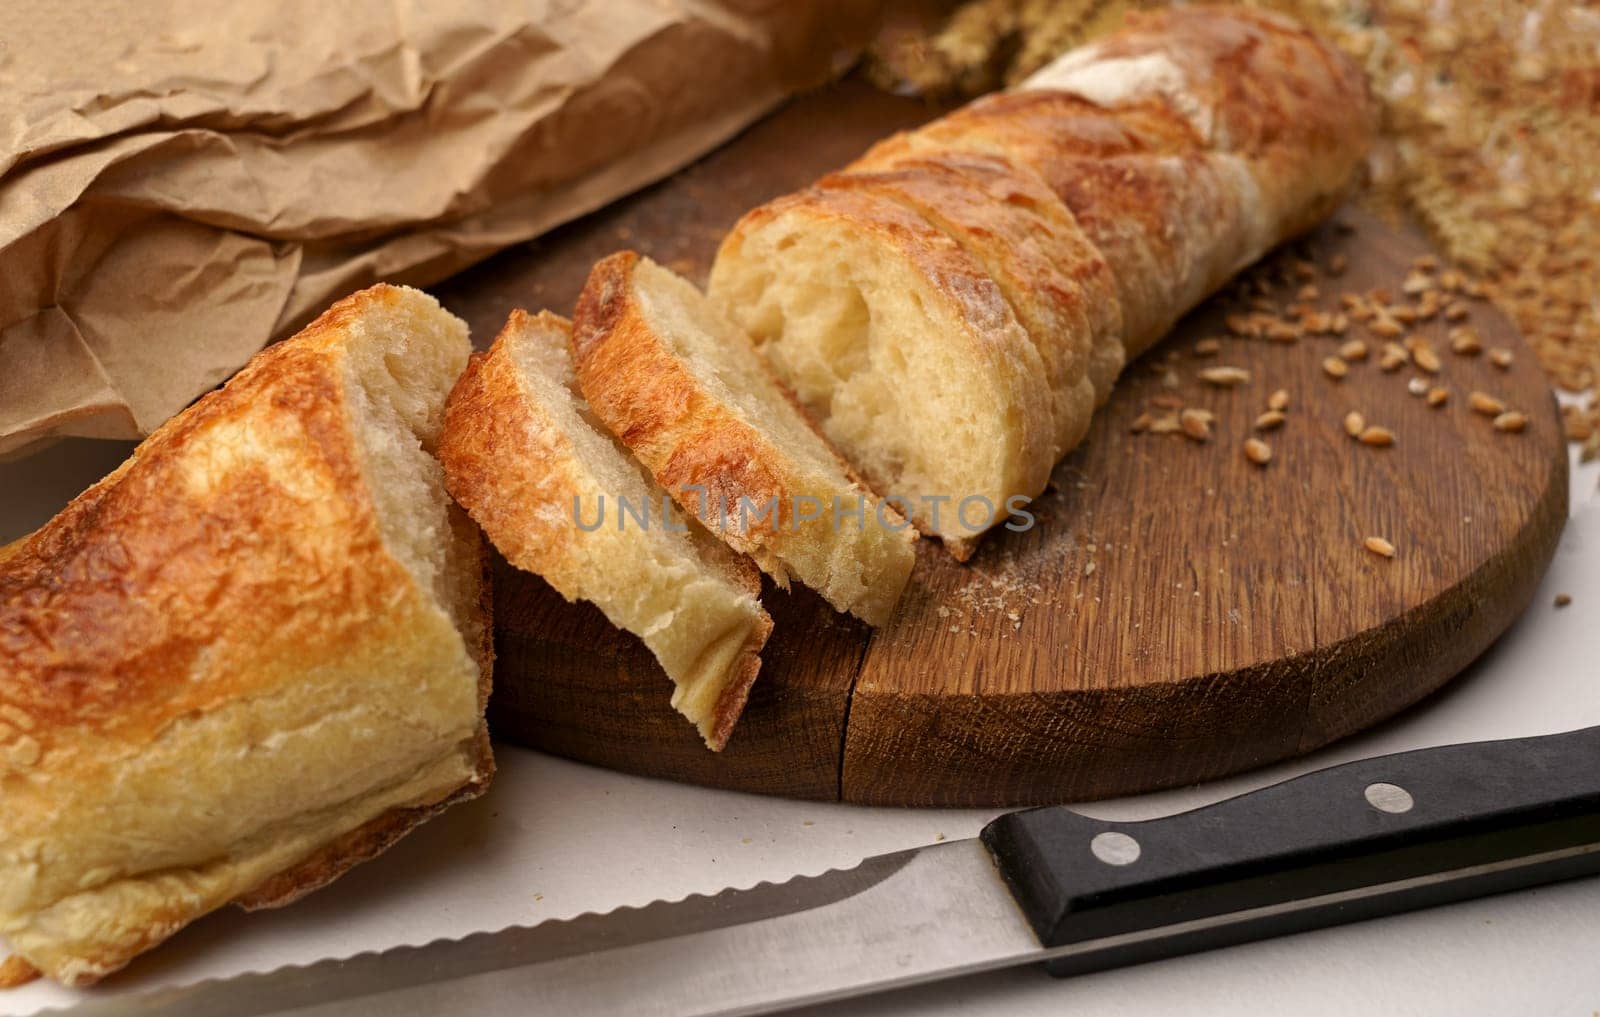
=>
[0,285,491,986]
[438,310,771,750]
[706,187,1055,559]
[571,251,915,623]
[713,5,1371,558]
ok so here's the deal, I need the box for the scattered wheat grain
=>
[1200,366,1251,387]
[1450,328,1483,355]
[1492,411,1527,433]
[1370,315,1404,338]
[1469,391,1506,416]
[1265,320,1301,343]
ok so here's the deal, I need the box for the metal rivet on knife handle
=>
[1364,782,1415,814]
[1090,831,1142,866]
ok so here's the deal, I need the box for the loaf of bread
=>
[572,251,916,625]
[0,285,492,985]
[711,5,1374,556]
[438,310,772,750]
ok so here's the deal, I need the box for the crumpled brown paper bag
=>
[0,0,881,459]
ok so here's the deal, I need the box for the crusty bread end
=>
[0,285,491,985]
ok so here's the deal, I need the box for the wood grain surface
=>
[437,81,1568,806]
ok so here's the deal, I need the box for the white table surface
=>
[2,436,1597,1017]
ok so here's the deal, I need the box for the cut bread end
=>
[845,142,1130,410]
[438,309,772,749]
[708,188,1055,558]
[321,285,496,846]
[339,286,491,707]
[817,155,1110,463]
[572,251,916,624]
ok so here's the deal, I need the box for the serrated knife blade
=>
[40,726,1600,1017]
[50,840,1034,1017]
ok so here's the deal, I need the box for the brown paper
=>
[0,0,881,458]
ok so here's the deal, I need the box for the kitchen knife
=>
[51,725,1600,1017]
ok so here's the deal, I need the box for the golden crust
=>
[0,284,491,985]
[1064,5,1376,234]
[854,6,1372,360]
[573,251,914,622]
[438,309,772,749]
[859,92,1237,354]
[690,595,772,751]
[0,955,38,988]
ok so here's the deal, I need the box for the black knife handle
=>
[980,726,1600,977]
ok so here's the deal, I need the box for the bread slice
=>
[707,187,1056,559]
[819,149,1124,459]
[572,251,915,624]
[838,147,1127,409]
[438,310,772,750]
[0,284,492,986]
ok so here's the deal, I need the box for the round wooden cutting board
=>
[439,83,1568,806]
